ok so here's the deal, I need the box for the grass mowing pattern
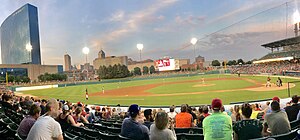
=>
[22,74,298,106]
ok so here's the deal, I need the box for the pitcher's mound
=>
[193,84,215,87]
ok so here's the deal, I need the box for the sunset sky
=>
[0,0,298,65]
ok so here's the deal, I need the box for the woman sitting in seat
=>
[72,107,89,124]
[57,105,84,130]
[150,111,176,140]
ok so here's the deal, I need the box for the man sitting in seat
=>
[17,104,41,139]
[203,98,233,140]
[262,101,291,136]
[27,98,63,140]
[285,95,300,122]
[175,104,193,128]
[121,104,149,140]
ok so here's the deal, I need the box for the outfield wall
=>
[15,84,58,91]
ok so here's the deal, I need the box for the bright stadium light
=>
[293,10,300,24]
[82,47,90,64]
[190,38,197,45]
[137,43,144,75]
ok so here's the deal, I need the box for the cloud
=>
[109,10,125,22]
[175,15,206,25]
[90,0,178,49]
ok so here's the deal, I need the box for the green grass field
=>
[21,74,300,106]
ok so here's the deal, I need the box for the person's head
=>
[211,98,222,112]
[271,101,280,111]
[180,104,187,112]
[203,105,209,114]
[128,104,141,119]
[234,105,240,112]
[29,104,41,119]
[272,96,280,103]
[241,103,252,118]
[198,106,203,114]
[2,94,12,102]
[292,95,298,104]
[169,105,175,113]
[62,104,70,115]
[155,111,169,130]
[144,109,153,121]
[41,99,47,105]
[75,107,82,115]
[45,98,60,118]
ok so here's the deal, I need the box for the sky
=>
[0,0,299,65]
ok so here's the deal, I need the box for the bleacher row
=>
[1,105,300,140]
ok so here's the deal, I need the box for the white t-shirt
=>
[26,116,62,140]
[168,112,177,119]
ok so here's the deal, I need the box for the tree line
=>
[98,64,130,79]
[211,59,253,66]
[38,73,67,82]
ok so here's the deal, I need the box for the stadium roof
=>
[261,36,300,49]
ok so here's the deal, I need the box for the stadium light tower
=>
[190,38,198,58]
[137,44,144,75]
[82,47,90,64]
[25,43,32,64]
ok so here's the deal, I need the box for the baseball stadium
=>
[1,1,300,140]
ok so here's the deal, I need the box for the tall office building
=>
[64,54,72,71]
[0,3,41,64]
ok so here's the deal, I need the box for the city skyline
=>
[0,0,298,66]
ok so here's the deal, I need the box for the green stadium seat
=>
[119,134,132,140]
[64,131,79,140]
[99,131,119,140]
[82,128,100,139]
[190,127,203,134]
[290,119,300,130]
[106,126,121,134]
[94,124,107,132]
[174,128,191,134]
[268,129,298,140]
[184,134,204,140]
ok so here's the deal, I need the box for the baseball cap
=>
[211,98,222,110]
[128,104,141,115]
[272,96,280,103]
[63,105,69,111]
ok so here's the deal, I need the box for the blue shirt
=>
[121,117,150,140]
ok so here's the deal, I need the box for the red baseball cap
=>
[211,98,222,109]
[272,96,280,103]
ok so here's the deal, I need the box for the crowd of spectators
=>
[230,60,300,75]
[0,91,299,140]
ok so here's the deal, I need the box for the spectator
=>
[233,103,262,140]
[57,104,84,131]
[262,101,291,136]
[231,105,242,122]
[17,104,41,139]
[167,105,176,120]
[143,109,154,130]
[285,95,300,122]
[40,99,47,115]
[121,104,150,140]
[187,106,197,126]
[1,94,13,110]
[26,98,63,140]
[203,98,232,140]
[72,107,89,124]
[116,104,121,114]
[150,112,176,140]
[175,104,193,128]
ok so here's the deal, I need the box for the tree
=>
[245,61,252,64]
[143,66,149,75]
[211,60,221,66]
[237,59,245,65]
[149,65,155,74]
[133,67,141,75]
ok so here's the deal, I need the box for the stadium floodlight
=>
[25,43,32,63]
[190,37,198,61]
[82,47,90,64]
[137,44,143,61]
[293,10,300,24]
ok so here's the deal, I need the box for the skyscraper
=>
[0,3,41,64]
[64,54,72,71]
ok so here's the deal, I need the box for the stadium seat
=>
[119,135,132,140]
[177,133,204,140]
[268,129,298,140]
[98,131,119,140]
[82,128,100,139]
[94,124,107,132]
[174,128,191,134]
[106,126,121,134]
[290,119,300,130]
[64,131,79,140]
[190,127,203,134]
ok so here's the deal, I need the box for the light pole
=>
[25,43,32,64]
[137,44,144,75]
[82,47,90,64]
[191,38,198,70]
[82,47,90,80]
